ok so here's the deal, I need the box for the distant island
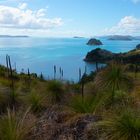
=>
[0,35,29,38]
[108,35,133,41]
[134,36,140,40]
[106,35,140,41]
[87,38,103,46]
[73,36,84,38]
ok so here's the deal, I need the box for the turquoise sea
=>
[0,37,139,81]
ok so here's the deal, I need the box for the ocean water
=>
[0,37,139,81]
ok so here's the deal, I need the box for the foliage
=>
[96,110,140,140]
[0,109,33,140]
[94,62,132,99]
[0,63,139,139]
[47,80,64,104]
[69,95,105,114]
[26,92,45,113]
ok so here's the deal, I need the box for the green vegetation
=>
[95,62,132,100]
[47,80,65,104]
[0,61,139,139]
[69,94,105,114]
[96,110,140,140]
[26,91,46,113]
[0,109,33,140]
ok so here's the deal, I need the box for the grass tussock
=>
[25,91,46,113]
[96,110,140,140]
[46,80,65,104]
[95,62,132,93]
[69,94,105,114]
[0,108,34,140]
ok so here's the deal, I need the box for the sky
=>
[0,0,140,37]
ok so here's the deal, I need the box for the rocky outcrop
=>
[87,38,103,46]
[84,48,114,62]
[84,48,140,64]
[136,44,140,50]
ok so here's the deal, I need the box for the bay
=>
[0,37,139,81]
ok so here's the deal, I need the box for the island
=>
[0,35,29,38]
[108,35,133,41]
[73,36,84,38]
[87,38,103,46]
[134,36,140,40]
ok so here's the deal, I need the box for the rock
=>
[87,38,103,46]
[136,44,140,50]
[84,48,114,62]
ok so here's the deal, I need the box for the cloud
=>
[18,3,27,10]
[131,0,140,3]
[102,16,140,35]
[0,3,63,30]
[0,0,21,5]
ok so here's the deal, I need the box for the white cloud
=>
[102,16,140,35]
[0,4,63,30]
[18,3,27,10]
[36,9,46,17]
[131,0,140,3]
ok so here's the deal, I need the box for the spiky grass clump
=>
[0,109,33,140]
[103,90,134,109]
[94,62,132,100]
[95,62,132,91]
[96,110,140,140]
[47,80,64,104]
[69,95,104,114]
[26,92,45,113]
